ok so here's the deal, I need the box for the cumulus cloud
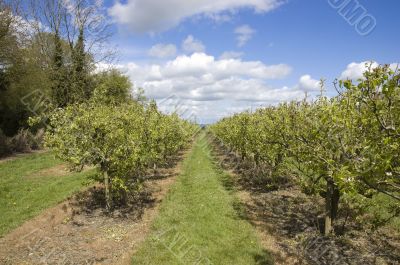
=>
[101,52,309,123]
[98,59,400,123]
[235,25,256,47]
[219,51,244,60]
[296,75,321,91]
[148,43,177,58]
[108,0,285,33]
[182,35,206,54]
[340,61,379,80]
[114,53,293,103]
[340,61,400,80]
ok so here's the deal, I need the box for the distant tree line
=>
[0,0,117,136]
[0,0,131,157]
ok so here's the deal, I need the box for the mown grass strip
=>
[0,152,96,237]
[132,133,272,265]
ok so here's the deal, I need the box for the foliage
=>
[0,2,50,136]
[210,64,400,235]
[0,0,110,136]
[338,65,400,201]
[92,70,132,105]
[45,101,196,209]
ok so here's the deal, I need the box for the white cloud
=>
[235,25,256,47]
[203,12,233,23]
[148,43,177,58]
[101,52,304,123]
[182,35,206,54]
[340,61,400,80]
[116,53,293,103]
[340,61,379,80]
[219,51,244,60]
[296,75,321,91]
[108,0,285,33]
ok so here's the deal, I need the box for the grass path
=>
[0,152,96,237]
[132,133,273,265]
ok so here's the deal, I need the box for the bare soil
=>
[0,151,189,265]
[210,137,400,265]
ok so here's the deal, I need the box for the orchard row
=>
[45,99,197,209]
[210,64,400,235]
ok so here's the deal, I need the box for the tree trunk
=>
[254,153,260,168]
[324,178,340,236]
[153,163,158,177]
[104,170,111,211]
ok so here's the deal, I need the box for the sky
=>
[98,0,400,124]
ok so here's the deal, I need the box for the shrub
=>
[31,128,45,150]
[9,129,34,153]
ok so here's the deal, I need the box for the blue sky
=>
[101,0,400,123]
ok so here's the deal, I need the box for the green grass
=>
[131,133,272,265]
[0,152,96,237]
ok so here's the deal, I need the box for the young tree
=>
[45,102,147,210]
[45,100,195,210]
[339,64,400,201]
[211,66,400,235]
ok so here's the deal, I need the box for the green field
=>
[131,133,272,265]
[0,135,398,264]
[0,152,96,237]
